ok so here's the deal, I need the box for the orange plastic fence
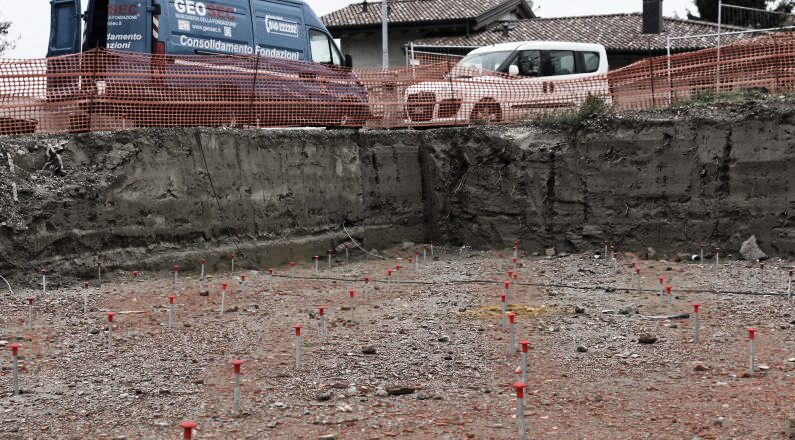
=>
[0,33,793,135]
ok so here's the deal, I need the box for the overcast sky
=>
[1,0,700,59]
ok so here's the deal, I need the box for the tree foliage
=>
[0,19,14,56]
[688,0,794,26]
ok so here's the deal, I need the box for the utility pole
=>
[382,0,389,68]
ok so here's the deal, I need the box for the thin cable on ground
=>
[0,273,14,299]
[342,221,387,260]
[265,272,788,297]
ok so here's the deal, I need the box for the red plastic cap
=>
[789,270,794,276]
[221,283,228,290]
[97,261,102,266]
[507,312,516,324]
[631,262,636,268]
[41,269,46,274]
[504,281,511,289]
[666,285,672,293]
[290,261,295,267]
[520,340,530,353]
[415,250,419,256]
[408,258,413,263]
[364,276,369,284]
[200,258,206,264]
[699,243,704,248]
[513,273,518,280]
[513,382,527,398]
[268,268,273,275]
[349,289,355,298]
[292,324,303,336]
[500,293,506,302]
[715,247,720,252]
[423,244,427,249]
[107,312,116,322]
[658,277,664,283]
[231,360,243,374]
[133,271,139,277]
[499,253,504,258]
[512,258,517,263]
[169,296,175,304]
[230,253,235,259]
[314,256,319,260]
[327,249,332,254]
[83,281,89,288]
[610,246,615,251]
[692,303,700,313]
[635,268,641,274]
[27,297,33,304]
[318,306,325,316]
[10,343,20,356]
[760,262,765,268]
[240,275,246,282]
[728,254,733,259]
[180,421,196,439]
[396,265,401,270]
[747,328,757,340]
[387,269,393,276]
[507,270,513,277]
[604,240,609,244]
[174,265,180,272]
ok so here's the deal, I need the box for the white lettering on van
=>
[265,16,299,38]
[175,0,208,17]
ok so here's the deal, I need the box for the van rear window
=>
[582,51,601,73]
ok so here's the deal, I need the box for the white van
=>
[404,41,610,125]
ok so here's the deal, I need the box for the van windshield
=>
[458,51,513,72]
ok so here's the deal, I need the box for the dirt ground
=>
[1,246,795,439]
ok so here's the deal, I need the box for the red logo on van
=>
[207,4,235,21]
[108,3,140,15]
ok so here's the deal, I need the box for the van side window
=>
[309,29,342,65]
[581,51,601,73]
[515,50,541,77]
[548,51,575,76]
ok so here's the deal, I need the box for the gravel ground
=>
[1,247,795,439]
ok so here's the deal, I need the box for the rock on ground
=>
[740,235,767,260]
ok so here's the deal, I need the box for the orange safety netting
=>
[0,32,793,135]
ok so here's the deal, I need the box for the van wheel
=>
[470,101,502,123]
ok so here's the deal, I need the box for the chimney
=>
[642,0,663,34]
[362,1,368,12]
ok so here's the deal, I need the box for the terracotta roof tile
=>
[411,13,750,51]
[323,0,523,28]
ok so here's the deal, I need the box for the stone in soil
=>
[638,334,657,344]
[361,346,377,355]
[385,386,416,396]
[740,235,767,260]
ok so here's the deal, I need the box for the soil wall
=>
[0,101,793,278]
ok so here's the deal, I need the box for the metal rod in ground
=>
[513,382,527,440]
[387,270,392,293]
[520,341,529,383]
[107,312,115,351]
[293,326,302,368]
[41,269,46,295]
[133,271,139,296]
[240,275,246,295]
[788,270,793,300]
[715,247,720,266]
[348,290,356,322]
[97,261,102,285]
[220,283,227,315]
[290,262,295,283]
[759,262,765,291]
[268,268,273,293]
[500,293,507,327]
[230,254,235,273]
[666,285,673,317]
[504,281,511,303]
[327,250,332,270]
[232,360,242,415]
[692,304,700,342]
[10,344,20,395]
[498,253,502,273]
[635,268,641,293]
[168,296,175,330]
[364,277,369,305]
[83,281,88,314]
[506,312,516,353]
[430,241,434,256]
[747,328,756,375]
[423,244,427,265]
[318,308,326,342]
[27,297,33,331]
[173,265,179,290]
[699,243,704,265]
[345,246,349,264]
[658,276,664,305]
[314,256,319,275]
[200,259,205,284]
[727,254,733,269]
[604,240,608,263]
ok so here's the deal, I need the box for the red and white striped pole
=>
[363,276,370,305]
[293,325,303,368]
[232,360,242,414]
[10,343,20,395]
[179,421,196,440]
[506,312,516,353]
[513,382,527,440]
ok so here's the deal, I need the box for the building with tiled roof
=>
[322,0,535,68]
[323,1,749,69]
[411,13,748,68]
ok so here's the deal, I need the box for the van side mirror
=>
[508,65,519,76]
[345,54,354,69]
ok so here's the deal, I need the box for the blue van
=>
[47,0,370,127]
